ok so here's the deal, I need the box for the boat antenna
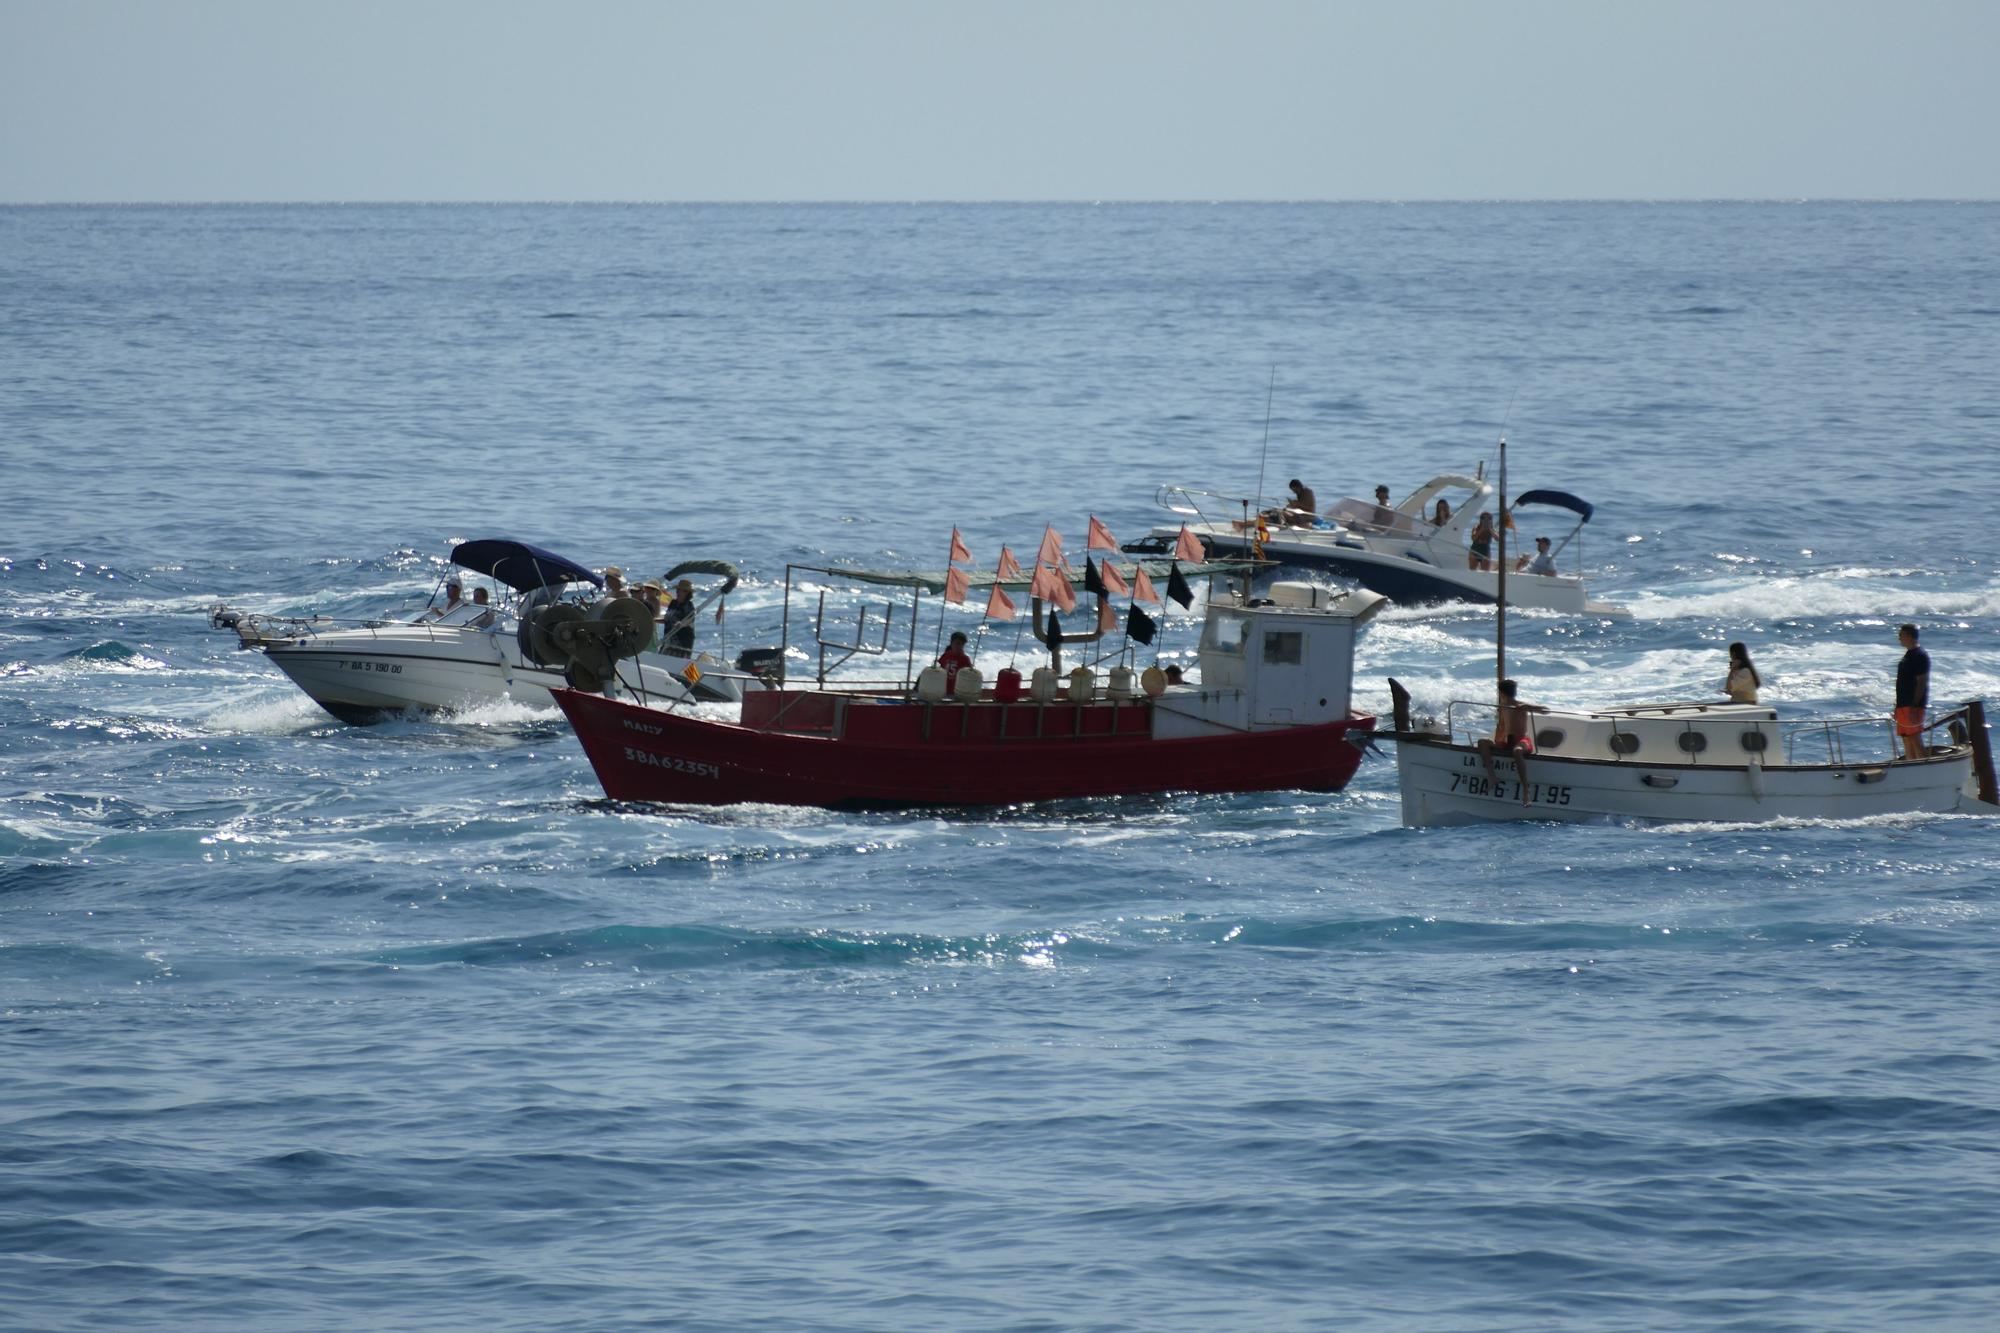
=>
[1253,366,1276,511]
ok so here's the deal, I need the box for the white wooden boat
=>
[1389,689,1997,826]
[1384,438,1998,827]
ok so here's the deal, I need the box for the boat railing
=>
[1436,699,1939,767]
[1154,484,1261,528]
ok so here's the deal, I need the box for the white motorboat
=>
[212,539,761,725]
[1389,689,1997,826]
[1383,439,1998,827]
[1139,473,1628,616]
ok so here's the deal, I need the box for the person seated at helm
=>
[1516,535,1558,576]
[936,631,974,693]
[420,577,465,621]
[1368,484,1395,529]
[466,586,498,629]
[1430,498,1452,527]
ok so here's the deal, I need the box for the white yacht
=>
[213,540,759,725]
[1141,472,1628,616]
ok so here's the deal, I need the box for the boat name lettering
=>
[622,746,719,779]
[621,718,665,735]
[1449,770,1570,805]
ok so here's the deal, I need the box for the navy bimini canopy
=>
[1512,489,1594,522]
[450,539,605,593]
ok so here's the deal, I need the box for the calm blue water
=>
[4,203,1999,1330]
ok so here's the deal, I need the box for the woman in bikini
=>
[1467,512,1496,571]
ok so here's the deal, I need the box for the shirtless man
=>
[1476,678,1543,804]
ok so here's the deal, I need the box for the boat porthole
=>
[1740,732,1768,752]
[1609,732,1640,756]
[1677,732,1707,754]
[1535,727,1565,750]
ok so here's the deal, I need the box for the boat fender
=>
[1107,666,1138,700]
[1029,667,1059,702]
[1067,666,1096,703]
[1747,752,1764,802]
[1140,665,1166,697]
[994,667,1023,703]
[952,667,983,701]
[915,667,948,702]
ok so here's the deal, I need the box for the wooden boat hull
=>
[555,687,1375,809]
[1394,734,1981,827]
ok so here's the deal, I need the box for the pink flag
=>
[948,527,972,564]
[944,566,971,606]
[1031,562,1077,613]
[1097,597,1117,633]
[1173,524,1204,562]
[1087,515,1119,552]
[996,545,1023,581]
[1037,525,1065,567]
[1099,560,1129,596]
[1131,565,1160,605]
[984,584,1016,621]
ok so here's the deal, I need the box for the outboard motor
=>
[735,646,784,683]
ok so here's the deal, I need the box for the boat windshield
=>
[1326,498,1430,539]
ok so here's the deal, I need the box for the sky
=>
[2,0,1995,202]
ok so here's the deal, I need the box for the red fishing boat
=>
[543,553,1386,810]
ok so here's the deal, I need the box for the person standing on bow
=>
[1895,623,1929,760]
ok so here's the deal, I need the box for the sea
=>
[3,202,1998,1331]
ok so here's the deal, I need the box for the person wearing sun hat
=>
[419,574,465,621]
[602,566,626,596]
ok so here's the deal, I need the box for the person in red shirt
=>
[936,631,974,692]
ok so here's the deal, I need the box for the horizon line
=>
[4,196,1998,208]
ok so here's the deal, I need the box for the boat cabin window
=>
[1608,731,1641,756]
[1262,631,1304,665]
[1202,611,1249,656]
[1535,727,1565,750]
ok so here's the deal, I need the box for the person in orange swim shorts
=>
[1894,623,1930,760]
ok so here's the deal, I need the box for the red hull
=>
[554,687,1374,809]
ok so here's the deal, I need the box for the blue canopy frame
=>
[450,539,605,593]
[1512,489,1594,522]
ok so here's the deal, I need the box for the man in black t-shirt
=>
[1895,623,1930,760]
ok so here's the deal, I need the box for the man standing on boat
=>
[1896,623,1930,760]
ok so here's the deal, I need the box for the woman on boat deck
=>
[1723,642,1761,704]
[1467,512,1496,571]
[936,632,974,692]
[1477,678,1542,805]
[1430,498,1452,526]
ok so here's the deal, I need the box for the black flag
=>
[1125,602,1157,646]
[1083,556,1105,596]
[1166,562,1194,609]
[1046,610,1063,648]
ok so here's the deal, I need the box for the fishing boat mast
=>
[1495,434,1508,688]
